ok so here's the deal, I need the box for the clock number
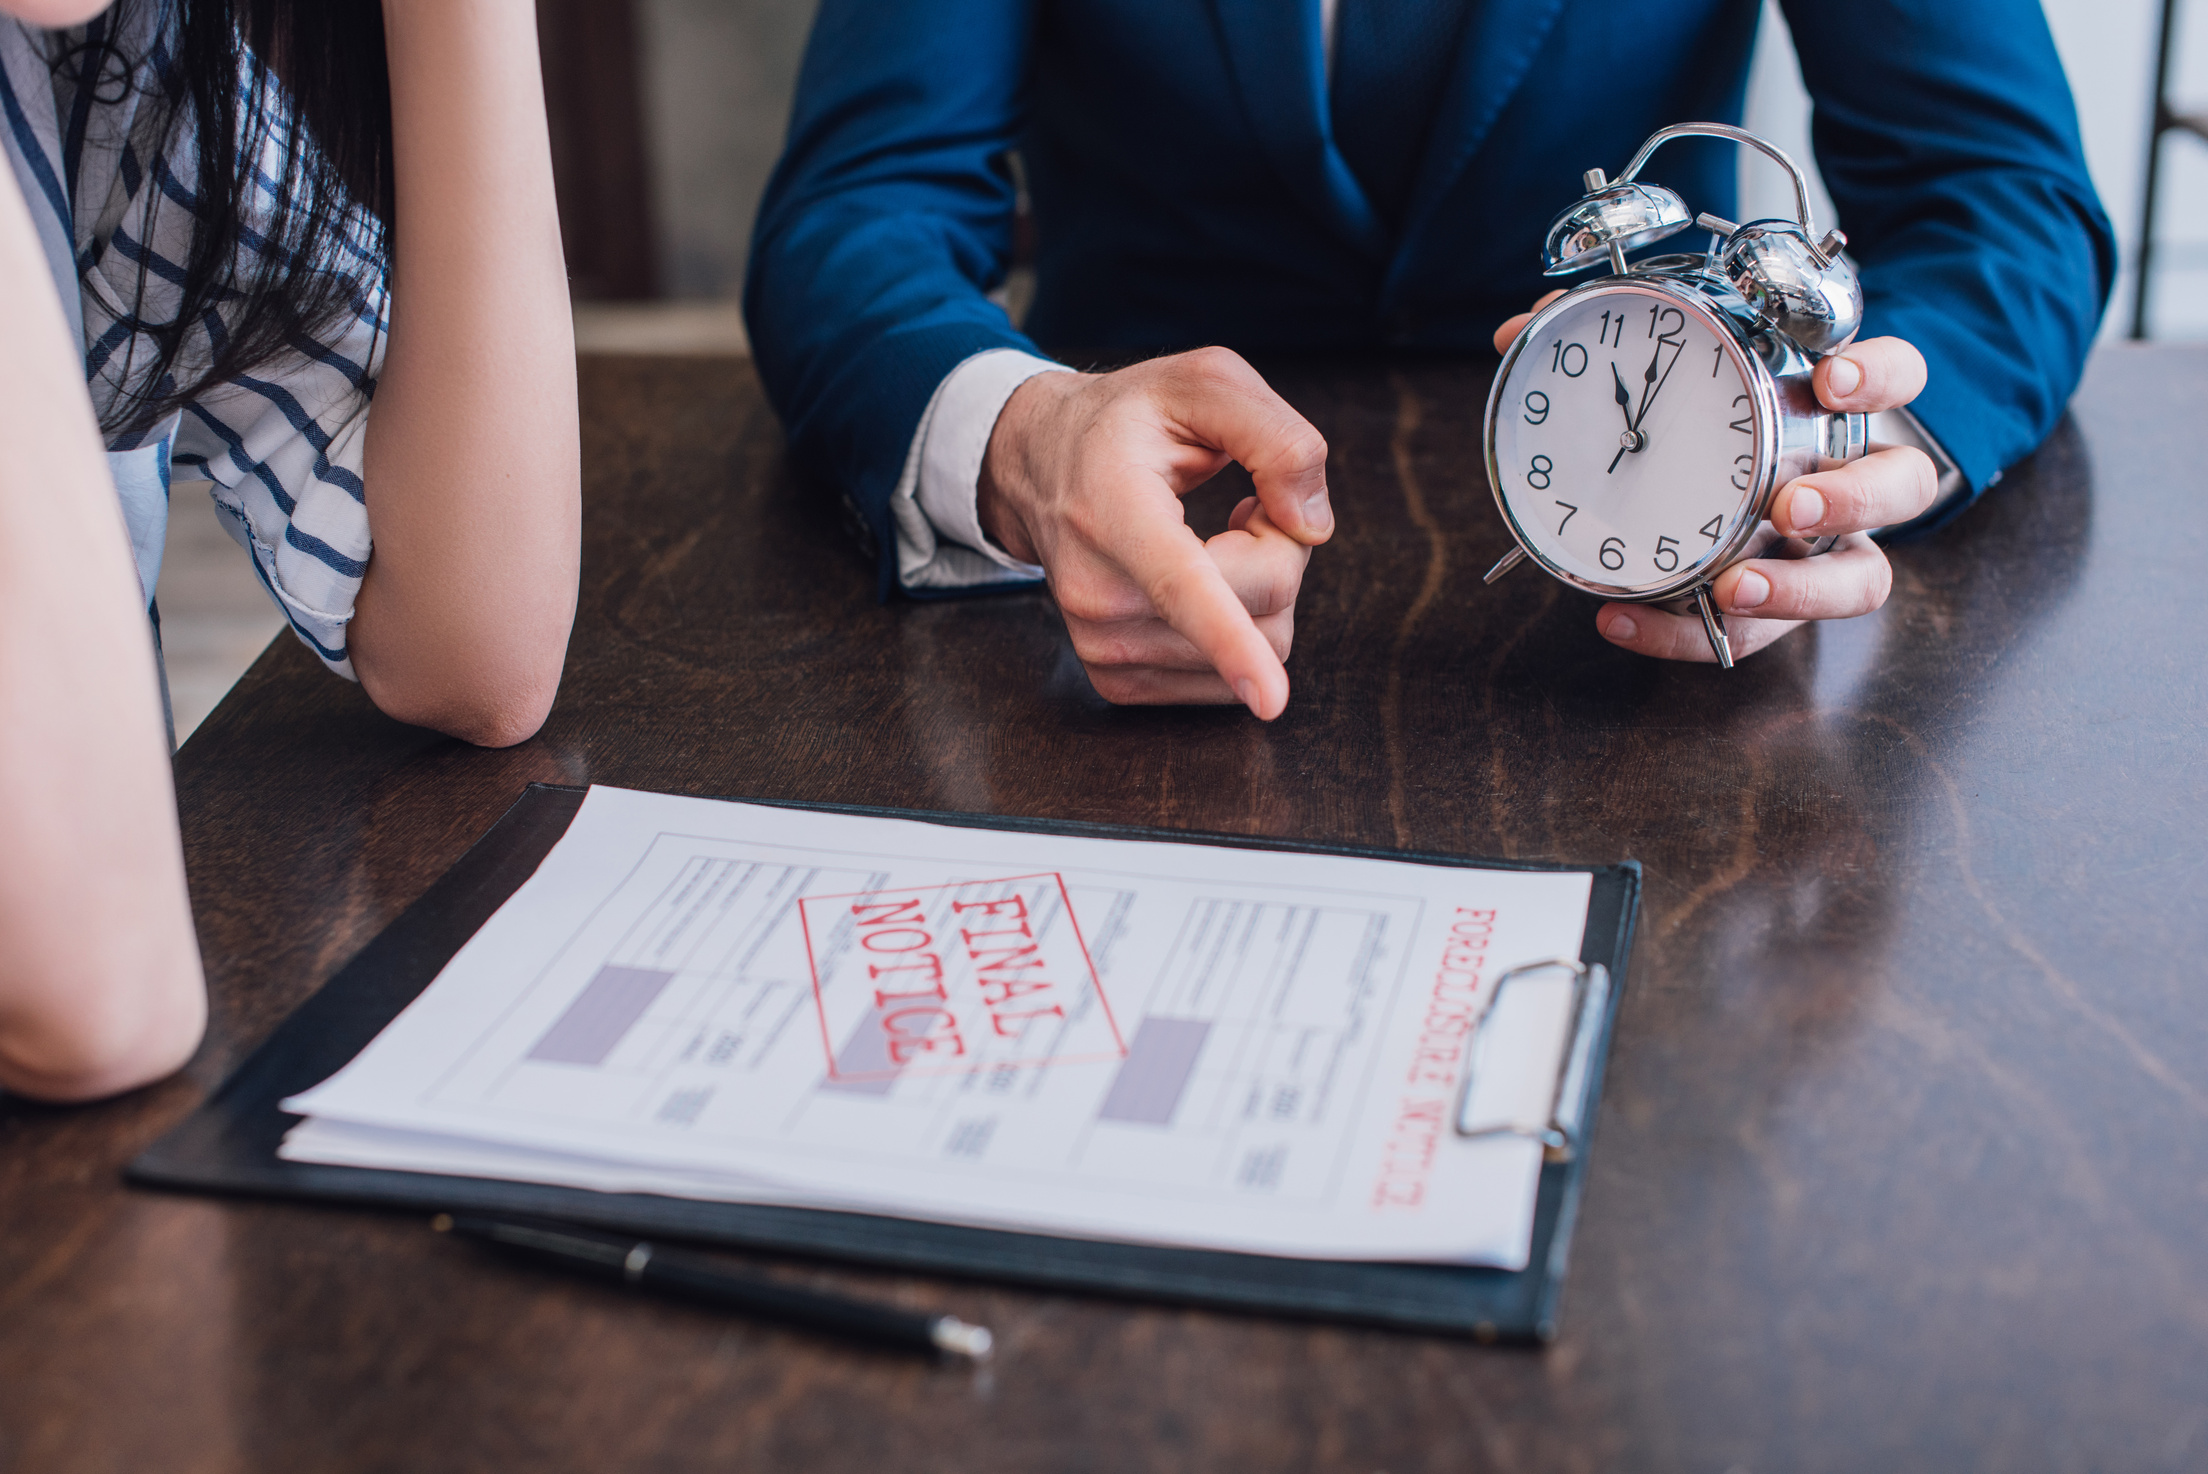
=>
[1652,535,1680,572]
[1554,500,1579,533]
[1712,344,1725,378]
[1523,390,1550,425]
[1729,394,1753,435]
[1526,454,1553,490]
[1597,310,1627,347]
[1700,515,1724,544]
[1646,305,1685,345]
[1730,454,1753,490]
[1599,537,1626,571]
[1549,340,1588,377]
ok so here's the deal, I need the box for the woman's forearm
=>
[350,0,580,747]
[0,168,204,1101]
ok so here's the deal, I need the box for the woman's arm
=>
[349,0,580,748]
[0,164,204,1102]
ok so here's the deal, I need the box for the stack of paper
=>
[282,786,1594,1269]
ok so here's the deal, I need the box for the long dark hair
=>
[64,0,393,439]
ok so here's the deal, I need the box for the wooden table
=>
[4,347,2204,1474]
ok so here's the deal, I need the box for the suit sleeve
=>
[743,0,1041,598]
[1781,0,2116,523]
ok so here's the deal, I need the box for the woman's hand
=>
[1494,298,1940,663]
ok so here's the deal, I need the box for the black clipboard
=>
[131,784,1640,1343]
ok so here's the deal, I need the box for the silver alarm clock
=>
[1483,122,1869,667]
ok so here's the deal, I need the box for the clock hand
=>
[1631,345,1661,428]
[1632,339,1682,433]
[1610,362,1645,473]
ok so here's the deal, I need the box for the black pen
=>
[432,1213,993,1361]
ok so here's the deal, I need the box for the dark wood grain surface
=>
[4,348,2204,1474]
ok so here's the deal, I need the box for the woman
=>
[0,0,579,1100]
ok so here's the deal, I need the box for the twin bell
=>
[1539,122,1864,358]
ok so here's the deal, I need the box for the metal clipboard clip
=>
[1453,958,1611,1164]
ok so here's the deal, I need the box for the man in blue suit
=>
[746,0,2113,718]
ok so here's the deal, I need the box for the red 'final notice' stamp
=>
[798,873,1126,1084]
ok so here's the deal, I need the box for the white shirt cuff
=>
[890,349,1070,592]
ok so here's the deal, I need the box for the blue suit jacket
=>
[745,0,2115,598]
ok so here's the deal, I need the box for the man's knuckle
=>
[1659,617,1712,661]
[1180,345,1246,388]
[1865,351,1900,397]
[1063,507,1107,547]
[1087,668,1145,704]
[1060,581,1141,626]
[1057,586,1108,624]
[1860,559,1894,615]
[1909,452,1939,510]
[1143,561,1206,619]
[1071,626,1142,669]
[1279,426,1328,470]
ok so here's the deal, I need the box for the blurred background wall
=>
[634,0,821,299]
[591,0,2206,338]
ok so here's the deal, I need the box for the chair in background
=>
[537,0,661,301]
[2133,0,2205,337]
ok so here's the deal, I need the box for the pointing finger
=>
[1115,496,1290,718]
[1066,506,1305,682]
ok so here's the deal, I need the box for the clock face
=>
[1490,285,1763,594]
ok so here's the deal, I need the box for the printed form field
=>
[1072,896,1404,1203]
[427,833,1416,1208]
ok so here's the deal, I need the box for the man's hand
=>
[977,348,1334,718]
[1494,301,1939,663]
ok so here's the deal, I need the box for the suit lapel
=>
[1207,0,1389,260]
[1392,0,1570,279]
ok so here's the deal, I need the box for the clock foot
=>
[1694,585,1735,669]
[1483,547,1528,584]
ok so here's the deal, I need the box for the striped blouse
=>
[1,5,386,677]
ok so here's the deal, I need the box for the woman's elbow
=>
[352,616,569,748]
[363,662,563,749]
[0,959,207,1103]
[447,683,559,748]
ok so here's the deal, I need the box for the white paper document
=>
[282,786,1594,1268]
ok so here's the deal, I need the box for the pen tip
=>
[929,1317,994,1362]
[430,1213,454,1233]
